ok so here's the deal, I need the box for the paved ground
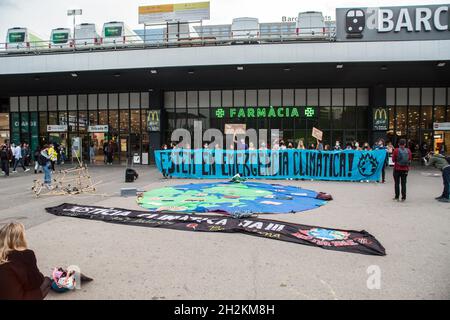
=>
[0,163,449,300]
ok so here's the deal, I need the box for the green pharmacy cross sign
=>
[213,106,318,119]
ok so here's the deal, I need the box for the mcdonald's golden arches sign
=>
[147,110,161,132]
[373,107,388,131]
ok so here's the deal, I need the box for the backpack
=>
[38,154,49,166]
[397,148,410,166]
[445,156,450,165]
[0,149,7,161]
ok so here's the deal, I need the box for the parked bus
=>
[49,28,73,50]
[74,23,100,48]
[231,17,260,43]
[101,21,138,47]
[296,11,327,38]
[5,27,45,51]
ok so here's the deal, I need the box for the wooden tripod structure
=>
[32,155,101,198]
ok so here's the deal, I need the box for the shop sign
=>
[147,110,161,132]
[47,125,68,132]
[139,1,210,24]
[213,106,317,119]
[336,5,450,41]
[433,122,450,131]
[373,107,388,131]
[88,125,109,133]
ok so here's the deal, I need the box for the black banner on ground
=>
[46,203,386,256]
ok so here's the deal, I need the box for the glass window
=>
[68,112,77,132]
[422,88,433,105]
[234,90,245,106]
[99,110,108,125]
[48,96,57,111]
[345,88,356,106]
[187,91,198,109]
[58,112,67,126]
[434,106,446,123]
[58,95,67,111]
[130,110,140,133]
[108,94,118,109]
[130,93,140,109]
[246,90,257,106]
[386,88,395,105]
[421,106,433,130]
[211,91,221,107]
[409,88,420,106]
[119,93,129,109]
[222,90,233,107]
[39,112,47,134]
[164,92,175,109]
[88,94,97,110]
[357,88,369,107]
[319,89,331,106]
[29,96,37,112]
[319,106,331,129]
[10,97,19,112]
[99,94,108,109]
[308,89,319,106]
[199,108,210,130]
[109,111,118,133]
[408,106,420,131]
[258,90,269,107]
[356,106,368,129]
[282,89,294,106]
[388,106,394,130]
[38,96,47,111]
[270,89,282,106]
[435,88,446,105]
[48,112,58,125]
[331,89,343,107]
[78,95,87,110]
[295,89,306,106]
[141,92,149,108]
[141,110,148,132]
[68,95,77,111]
[79,111,87,132]
[343,106,356,128]
[19,97,28,112]
[176,91,187,109]
[199,91,209,107]
[396,106,407,136]
[120,110,129,132]
[332,107,344,129]
[89,111,97,126]
[396,88,407,105]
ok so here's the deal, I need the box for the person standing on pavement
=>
[1,144,10,177]
[33,146,42,174]
[48,144,57,172]
[12,143,29,173]
[39,145,52,189]
[373,138,388,183]
[423,152,450,202]
[392,139,412,202]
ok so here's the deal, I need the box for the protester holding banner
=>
[0,222,52,300]
[423,152,450,202]
[392,139,412,201]
[373,139,388,183]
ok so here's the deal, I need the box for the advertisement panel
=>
[373,107,388,131]
[139,1,210,24]
[147,110,161,132]
[336,5,450,41]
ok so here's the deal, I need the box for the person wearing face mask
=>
[334,141,341,151]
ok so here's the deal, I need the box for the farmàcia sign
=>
[212,106,317,119]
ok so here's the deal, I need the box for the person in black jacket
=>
[1,144,10,177]
[0,222,51,300]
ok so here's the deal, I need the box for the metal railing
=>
[0,26,336,56]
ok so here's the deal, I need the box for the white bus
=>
[231,17,260,43]
[101,21,138,47]
[49,28,73,50]
[74,23,100,48]
[5,27,45,52]
[296,11,327,38]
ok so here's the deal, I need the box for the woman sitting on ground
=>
[0,222,51,300]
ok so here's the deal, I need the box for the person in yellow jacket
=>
[48,144,58,172]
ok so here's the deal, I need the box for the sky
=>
[0,0,447,39]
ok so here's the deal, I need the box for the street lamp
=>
[67,9,82,46]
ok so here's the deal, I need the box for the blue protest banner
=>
[154,149,387,181]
